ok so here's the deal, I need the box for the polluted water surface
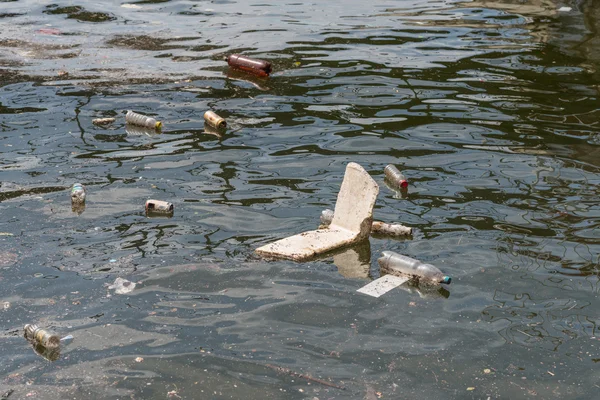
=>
[0,0,599,399]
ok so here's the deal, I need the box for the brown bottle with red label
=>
[226,54,272,77]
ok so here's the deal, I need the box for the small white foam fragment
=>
[558,6,572,12]
[121,4,142,9]
[357,275,410,298]
[108,277,136,294]
[60,335,74,342]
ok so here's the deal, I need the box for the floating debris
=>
[92,117,116,126]
[24,324,60,348]
[145,199,174,216]
[108,277,136,294]
[226,54,272,77]
[320,209,412,236]
[126,110,162,130]
[70,183,86,204]
[379,251,451,285]
[256,163,379,261]
[357,275,410,298]
[384,164,408,189]
[203,111,226,130]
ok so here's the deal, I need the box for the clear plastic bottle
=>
[126,110,162,130]
[24,324,60,348]
[384,164,408,188]
[378,251,451,284]
[71,183,86,203]
[320,209,335,226]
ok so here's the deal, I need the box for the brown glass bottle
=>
[226,54,272,77]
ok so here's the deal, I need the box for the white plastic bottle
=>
[378,251,451,284]
[126,110,162,130]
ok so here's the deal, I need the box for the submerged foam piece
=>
[256,162,379,261]
[357,275,410,298]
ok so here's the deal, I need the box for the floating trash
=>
[70,183,86,204]
[257,163,379,261]
[24,324,60,348]
[145,199,174,216]
[226,54,272,77]
[357,275,410,298]
[378,251,451,285]
[126,110,162,130]
[384,164,408,189]
[108,277,136,294]
[92,117,116,126]
[203,111,227,130]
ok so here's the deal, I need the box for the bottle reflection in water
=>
[33,342,61,361]
[126,124,158,136]
[398,281,450,299]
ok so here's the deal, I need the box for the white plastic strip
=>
[357,275,409,298]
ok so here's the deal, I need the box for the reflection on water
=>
[1,0,600,398]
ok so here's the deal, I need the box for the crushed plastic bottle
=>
[226,54,272,77]
[126,110,162,130]
[204,111,227,130]
[378,251,451,284]
[384,164,408,188]
[70,183,86,204]
[24,324,60,348]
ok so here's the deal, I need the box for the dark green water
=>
[1,1,599,399]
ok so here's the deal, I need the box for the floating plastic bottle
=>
[24,324,60,348]
[126,110,162,130]
[145,199,174,215]
[226,54,272,77]
[370,221,412,237]
[204,111,227,130]
[71,183,86,204]
[320,209,335,226]
[378,251,451,284]
[319,209,412,236]
[384,164,408,188]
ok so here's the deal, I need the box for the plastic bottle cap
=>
[155,121,163,130]
[441,276,451,284]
